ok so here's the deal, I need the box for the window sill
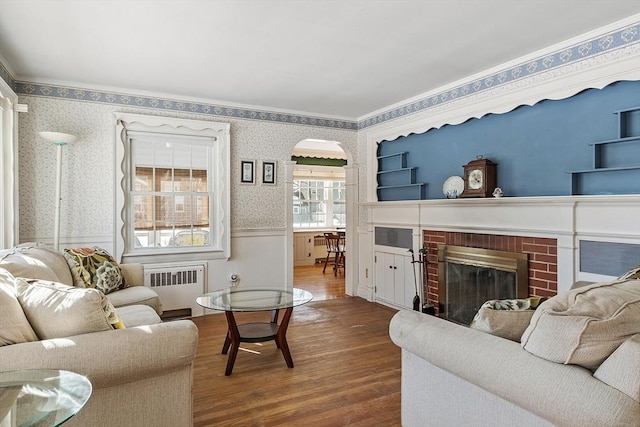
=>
[122,248,228,264]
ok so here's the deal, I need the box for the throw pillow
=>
[0,242,73,285]
[594,334,640,403]
[64,247,126,294]
[0,269,38,346]
[618,265,640,280]
[521,278,640,370]
[470,297,545,342]
[16,278,124,340]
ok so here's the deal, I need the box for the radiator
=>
[144,264,206,317]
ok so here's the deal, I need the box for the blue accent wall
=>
[378,81,640,199]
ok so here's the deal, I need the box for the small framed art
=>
[262,161,277,185]
[240,160,255,184]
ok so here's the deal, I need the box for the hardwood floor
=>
[190,265,401,426]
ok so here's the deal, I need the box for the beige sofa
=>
[0,244,199,427]
[390,279,640,427]
[0,243,162,320]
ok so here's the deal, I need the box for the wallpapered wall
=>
[17,96,358,243]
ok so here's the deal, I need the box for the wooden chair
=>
[322,232,346,276]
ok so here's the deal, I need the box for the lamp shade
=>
[39,131,77,145]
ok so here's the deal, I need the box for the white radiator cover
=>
[144,263,206,317]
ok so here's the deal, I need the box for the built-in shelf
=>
[377,151,407,170]
[570,166,640,174]
[377,183,427,201]
[376,167,416,175]
[569,106,640,195]
[614,106,640,138]
[377,151,427,201]
[377,152,408,160]
[377,167,417,188]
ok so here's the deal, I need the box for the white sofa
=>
[0,244,198,426]
[389,279,640,427]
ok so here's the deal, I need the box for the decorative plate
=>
[443,176,464,198]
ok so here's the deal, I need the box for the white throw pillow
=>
[0,269,38,346]
[594,334,640,403]
[16,278,123,340]
[521,279,640,370]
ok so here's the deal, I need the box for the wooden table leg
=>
[276,307,294,368]
[224,311,241,376]
[221,332,231,354]
[270,309,281,349]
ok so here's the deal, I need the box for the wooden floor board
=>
[191,264,401,426]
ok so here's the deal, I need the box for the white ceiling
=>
[0,1,638,119]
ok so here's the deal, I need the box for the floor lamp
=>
[39,131,77,250]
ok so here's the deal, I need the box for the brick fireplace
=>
[423,231,558,315]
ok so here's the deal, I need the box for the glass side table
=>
[197,287,313,375]
[0,369,92,427]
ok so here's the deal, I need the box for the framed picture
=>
[262,161,277,185]
[240,160,255,184]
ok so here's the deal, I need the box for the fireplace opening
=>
[437,245,528,325]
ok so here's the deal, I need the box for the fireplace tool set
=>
[409,246,428,312]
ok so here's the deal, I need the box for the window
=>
[131,139,210,249]
[293,179,345,228]
[114,113,230,261]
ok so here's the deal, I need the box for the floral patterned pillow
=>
[470,297,546,342]
[618,265,640,280]
[64,247,126,295]
[479,297,546,311]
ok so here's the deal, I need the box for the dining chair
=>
[323,232,345,276]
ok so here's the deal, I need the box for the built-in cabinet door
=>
[395,255,416,308]
[374,251,413,309]
[294,235,307,263]
[381,252,396,303]
[294,234,316,266]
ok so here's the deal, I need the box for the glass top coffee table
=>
[197,287,313,375]
[0,369,92,426]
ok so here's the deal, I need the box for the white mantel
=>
[362,195,640,295]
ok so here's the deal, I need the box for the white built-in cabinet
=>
[374,249,415,310]
[293,232,327,266]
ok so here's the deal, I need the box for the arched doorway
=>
[286,139,355,298]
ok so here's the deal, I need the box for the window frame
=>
[293,177,346,229]
[0,77,18,249]
[114,112,230,263]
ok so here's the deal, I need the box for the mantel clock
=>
[461,156,497,198]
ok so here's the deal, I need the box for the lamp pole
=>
[39,132,77,250]
[53,141,65,250]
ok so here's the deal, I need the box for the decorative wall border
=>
[0,61,16,92]
[14,80,358,130]
[358,21,640,130]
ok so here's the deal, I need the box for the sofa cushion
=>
[0,242,73,285]
[64,247,126,294]
[106,285,163,315]
[470,297,544,342]
[16,278,124,340]
[0,269,38,346]
[116,305,162,327]
[521,279,640,370]
[594,334,640,403]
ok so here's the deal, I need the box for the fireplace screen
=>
[438,245,528,325]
